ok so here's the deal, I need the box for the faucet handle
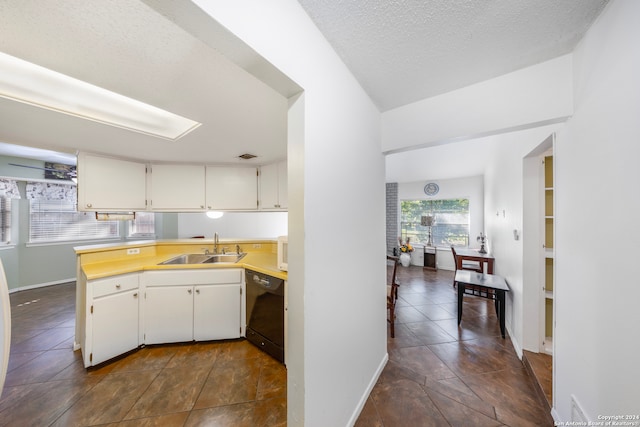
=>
[236,244,241,254]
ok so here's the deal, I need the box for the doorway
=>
[522,133,555,409]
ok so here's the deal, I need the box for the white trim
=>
[347,352,389,426]
[25,238,122,248]
[508,323,523,359]
[0,244,16,251]
[8,278,75,294]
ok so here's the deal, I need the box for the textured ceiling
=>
[297,0,609,111]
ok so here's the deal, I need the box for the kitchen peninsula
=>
[74,239,287,367]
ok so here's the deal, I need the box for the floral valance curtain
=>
[26,181,77,205]
[0,178,21,199]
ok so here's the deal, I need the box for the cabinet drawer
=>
[91,274,139,298]
[142,269,243,286]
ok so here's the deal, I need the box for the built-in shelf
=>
[543,154,554,356]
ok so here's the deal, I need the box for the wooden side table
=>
[424,246,437,270]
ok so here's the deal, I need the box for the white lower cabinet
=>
[194,284,242,340]
[83,269,243,366]
[144,286,194,344]
[142,269,243,345]
[91,289,139,365]
[85,273,139,367]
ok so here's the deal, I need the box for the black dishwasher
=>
[245,269,285,363]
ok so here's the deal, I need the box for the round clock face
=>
[424,182,439,196]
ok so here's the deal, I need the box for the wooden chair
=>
[387,255,400,338]
[451,246,483,288]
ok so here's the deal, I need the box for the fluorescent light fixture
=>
[0,52,201,140]
[96,212,136,221]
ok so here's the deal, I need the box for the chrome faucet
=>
[214,232,219,254]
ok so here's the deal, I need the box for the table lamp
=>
[477,232,487,254]
[421,215,435,246]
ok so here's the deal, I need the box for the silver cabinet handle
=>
[133,293,138,298]
[196,289,200,294]
[86,203,93,208]
[116,284,121,289]
[188,289,192,294]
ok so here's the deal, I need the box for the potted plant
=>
[398,237,414,267]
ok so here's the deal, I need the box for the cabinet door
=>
[259,162,279,209]
[193,284,241,341]
[77,152,147,211]
[144,286,194,344]
[276,161,288,209]
[206,166,257,210]
[91,289,139,366]
[149,164,205,211]
[259,160,287,210]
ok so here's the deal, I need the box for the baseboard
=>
[347,351,389,426]
[8,278,75,294]
[507,323,523,359]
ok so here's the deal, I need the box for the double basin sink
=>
[159,252,247,265]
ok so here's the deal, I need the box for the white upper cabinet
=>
[206,166,258,210]
[77,152,147,212]
[149,164,205,211]
[259,160,287,210]
[78,152,274,212]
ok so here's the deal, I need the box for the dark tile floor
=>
[523,350,553,409]
[356,266,553,426]
[1,282,286,426]
[1,267,551,426]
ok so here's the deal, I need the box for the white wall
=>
[177,212,287,239]
[192,2,387,426]
[554,0,640,420]
[382,55,573,153]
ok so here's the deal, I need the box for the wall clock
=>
[424,182,439,196]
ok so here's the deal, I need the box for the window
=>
[401,199,470,247]
[0,179,20,245]
[128,211,155,238]
[0,198,11,245]
[27,181,119,244]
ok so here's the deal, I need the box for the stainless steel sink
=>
[203,253,247,264]
[159,252,246,265]
[159,253,213,265]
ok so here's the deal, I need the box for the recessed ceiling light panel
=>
[0,52,201,140]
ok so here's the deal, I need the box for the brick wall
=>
[386,182,398,254]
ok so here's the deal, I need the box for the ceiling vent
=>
[238,153,257,160]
